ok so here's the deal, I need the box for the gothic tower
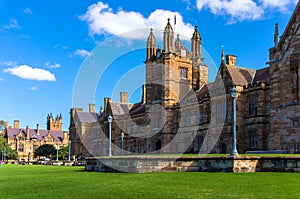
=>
[163,18,174,53]
[146,28,156,61]
[47,113,63,131]
[191,25,208,89]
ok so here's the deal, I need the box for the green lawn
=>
[0,164,299,199]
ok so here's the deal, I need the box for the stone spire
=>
[274,23,279,47]
[146,28,156,61]
[163,18,174,52]
[221,46,225,65]
[175,34,182,50]
[191,25,201,59]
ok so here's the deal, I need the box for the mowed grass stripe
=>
[0,165,299,199]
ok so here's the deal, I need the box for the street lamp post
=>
[108,116,113,156]
[56,143,59,161]
[230,86,239,156]
[3,148,6,162]
[68,140,71,161]
[121,131,124,155]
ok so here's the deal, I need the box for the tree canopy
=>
[34,144,56,158]
[0,136,18,160]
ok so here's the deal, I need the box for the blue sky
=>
[0,0,298,130]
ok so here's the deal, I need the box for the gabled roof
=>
[6,128,66,142]
[129,103,145,115]
[252,67,270,83]
[110,102,134,116]
[196,83,213,98]
[278,1,300,47]
[76,112,102,123]
[226,65,256,86]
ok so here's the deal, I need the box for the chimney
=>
[104,97,111,112]
[14,120,19,129]
[120,92,128,103]
[142,84,146,104]
[100,106,103,113]
[36,124,40,135]
[26,125,30,139]
[226,55,237,66]
[4,122,8,129]
[89,103,95,112]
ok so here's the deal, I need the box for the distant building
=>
[70,2,300,158]
[6,113,69,161]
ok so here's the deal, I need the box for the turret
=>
[191,25,201,59]
[175,34,182,50]
[146,28,156,61]
[163,18,174,52]
[274,23,279,47]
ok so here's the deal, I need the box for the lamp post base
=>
[230,150,239,157]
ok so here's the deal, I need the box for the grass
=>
[108,153,300,157]
[0,164,300,199]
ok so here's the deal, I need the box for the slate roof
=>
[129,103,146,115]
[252,67,270,83]
[6,127,65,142]
[226,65,256,86]
[110,102,135,116]
[77,112,102,123]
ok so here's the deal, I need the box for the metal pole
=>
[68,140,71,161]
[1,150,3,161]
[121,131,124,155]
[230,86,239,156]
[108,116,113,156]
[56,143,59,161]
[3,148,6,162]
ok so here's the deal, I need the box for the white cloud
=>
[259,0,298,13]
[79,2,194,39]
[1,61,18,67]
[44,61,61,68]
[196,0,264,22]
[23,8,33,15]
[3,19,20,29]
[30,86,38,90]
[196,0,298,22]
[0,78,3,81]
[74,49,91,57]
[4,65,56,81]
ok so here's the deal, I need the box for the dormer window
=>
[180,67,187,79]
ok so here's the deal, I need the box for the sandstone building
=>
[6,114,69,161]
[70,2,300,158]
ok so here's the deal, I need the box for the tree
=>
[0,136,18,160]
[55,146,69,160]
[34,144,56,158]
[0,120,5,137]
[6,147,18,160]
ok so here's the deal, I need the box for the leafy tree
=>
[54,146,69,160]
[0,120,5,137]
[6,147,18,160]
[34,144,56,158]
[0,136,18,160]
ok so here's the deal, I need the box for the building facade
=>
[6,114,69,161]
[70,3,300,158]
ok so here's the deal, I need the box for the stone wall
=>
[85,156,300,173]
